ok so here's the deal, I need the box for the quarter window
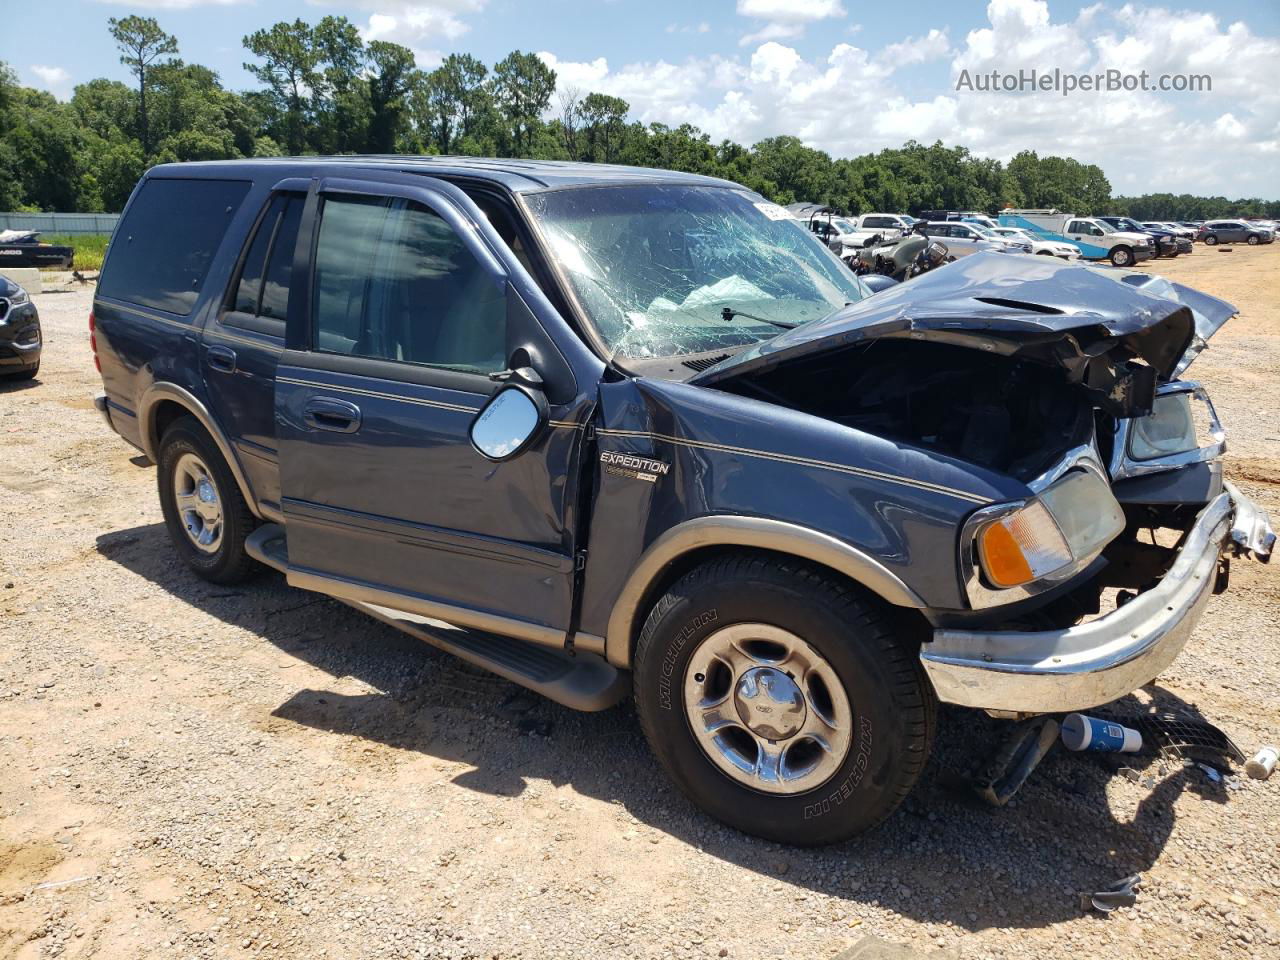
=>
[312,194,506,375]
[100,178,250,315]
[225,192,303,336]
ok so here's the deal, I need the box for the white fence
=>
[0,212,120,236]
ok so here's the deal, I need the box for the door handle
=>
[207,345,237,373]
[303,396,362,433]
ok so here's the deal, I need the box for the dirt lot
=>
[2,245,1279,960]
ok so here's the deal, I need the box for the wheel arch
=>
[139,382,263,520]
[602,516,929,670]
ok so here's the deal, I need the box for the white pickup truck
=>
[851,213,912,240]
[999,209,1154,267]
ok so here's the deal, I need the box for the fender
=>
[138,381,265,521]
[602,515,929,669]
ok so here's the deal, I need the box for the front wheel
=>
[1204,234,1219,245]
[1247,234,1260,245]
[633,554,936,845]
[1109,246,1134,267]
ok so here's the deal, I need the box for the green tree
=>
[365,41,417,153]
[578,92,628,163]
[312,16,368,153]
[243,19,320,155]
[490,51,555,156]
[108,15,178,158]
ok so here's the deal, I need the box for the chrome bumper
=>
[922,486,1273,713]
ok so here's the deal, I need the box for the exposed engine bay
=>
[720,339,1094,483]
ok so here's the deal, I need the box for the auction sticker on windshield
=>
[753,201,792,221]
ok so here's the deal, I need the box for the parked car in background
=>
[1001,210,1154,266]
[0,230,74,269]
[987,226,1080,259]
[92,157,1273,846]
[1199,220,1273,245]
[1099,216,1189,258]
[852,213,911,240]
[915,221,1016,257]
[0,275,41,380]
[786,204,885,256]
[1145,221,1197,240]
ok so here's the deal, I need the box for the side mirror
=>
[470,384,548,461]
[860,274,899,294]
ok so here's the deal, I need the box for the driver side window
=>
[311,194,507,375]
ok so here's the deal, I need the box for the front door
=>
[274,175,590,646]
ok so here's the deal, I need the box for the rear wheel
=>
[1109,246,1134,267]
[157,416,256,584]
[633,554,935,845]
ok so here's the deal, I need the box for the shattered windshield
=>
[524,184,865,360]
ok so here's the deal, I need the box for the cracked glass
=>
[525,185,866,360]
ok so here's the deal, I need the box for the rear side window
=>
[100,178,250,315]
[311,194,506,375]
[225,192,304,335]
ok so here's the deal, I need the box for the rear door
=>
[274,174,591,646]
[202,182,306,513]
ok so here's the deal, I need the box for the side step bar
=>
[245,524,629,712]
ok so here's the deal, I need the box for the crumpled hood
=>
[694,252,1236,404]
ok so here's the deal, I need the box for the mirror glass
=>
[470,387,540,460]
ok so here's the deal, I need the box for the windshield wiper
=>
[720,306,795,329]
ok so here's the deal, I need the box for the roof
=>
[146,155,741,193]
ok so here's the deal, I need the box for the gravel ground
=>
[2,246,1278,960]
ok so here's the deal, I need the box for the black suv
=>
[0,275,41,380]
[92,158,1273,844]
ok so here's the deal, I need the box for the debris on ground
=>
[1246,745,1278,780]
[1061,713,1141,753]
[1080,874,1142,914]
[972,717,1059,806]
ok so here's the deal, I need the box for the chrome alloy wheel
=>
[173,452,223,554]
[682,623,853,795]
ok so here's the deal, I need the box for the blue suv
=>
[92,158,1273,844]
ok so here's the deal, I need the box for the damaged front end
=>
[698,252,1274,714]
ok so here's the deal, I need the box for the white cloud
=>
[740,23,803,47]
[91,0,245,7]
[320,0,486,46]
[542,0,1280,198]
[737,0,846,48]
[736,0,846,23]
[30,65,72,100]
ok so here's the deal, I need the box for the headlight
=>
[7,288,28,306]
[1128,390,1210,460]
[1136,239,1150,247]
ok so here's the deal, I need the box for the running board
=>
[244,523,629,712]
[245,523,289,573]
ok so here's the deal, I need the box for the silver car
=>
[917,221,1018,257]
[1199,220,1273,245]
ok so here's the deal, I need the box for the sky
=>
[4,0,1279,198]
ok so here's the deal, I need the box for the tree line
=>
[2,14,1277,220]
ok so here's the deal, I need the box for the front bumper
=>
[921,485,1273,713]
[1132,247,1155,263]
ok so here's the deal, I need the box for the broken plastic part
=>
[1080,874,1142,913]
